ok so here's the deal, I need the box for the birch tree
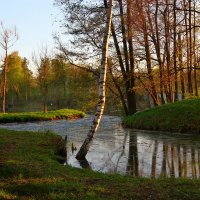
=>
[76,0,114,160]
[55,0,200,112]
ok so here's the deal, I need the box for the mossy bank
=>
[1,129,200,199]
[123,98,200,133]
[0,109,85,123]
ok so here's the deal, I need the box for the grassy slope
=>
[123,98,200,133]
[1,130,200,199]
[0,109,85,123]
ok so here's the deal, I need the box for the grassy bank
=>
[1,129,200,199]
[123,98,200,133]
[0,109,85,123]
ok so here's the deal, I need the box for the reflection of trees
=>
[151,140,158,178]
[198,150,200,177]
[170,145,175,177]
[183,146,188,178]
[114,133,128,172]
[177,144,182,178]
[160,143,167,177]
[125,135,200,178]
[126,133,139,176]
[159,141,200,178]
[191,148,197,178]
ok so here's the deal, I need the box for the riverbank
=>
[0,109,85,123]
[123,98,200,133]
[1,129,200,199]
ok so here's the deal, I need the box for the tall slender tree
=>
[76,0,114,160]
[0,22,18,113]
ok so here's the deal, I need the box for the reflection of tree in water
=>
[183,146,188,178]
[113,133,128,173]
[177,144,182,178]
[126,134,200,178]
[69,127,200,178]
[198,150,200,176]
[160,143,168,177]
[170,144,175,177]
[162,143,200,178]
[191,148,197,178]
[151,140,158,178]
[126,133,139,176]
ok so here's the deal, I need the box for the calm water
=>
[1,115,200,178]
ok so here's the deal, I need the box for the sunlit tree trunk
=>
[144,30,159,106]
[147,0,165,104]
[155,1,165,104]
[184,0,193,95]
[173,0,178,101]
[178,33,186,99]
[193,1,198,97]
[188,0,193,95]
[76,0,114,160]
[137,0,159,106]
[164,0,173,103]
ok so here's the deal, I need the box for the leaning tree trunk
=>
[76,0,114,160]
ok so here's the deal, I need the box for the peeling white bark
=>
[76,0,114,160]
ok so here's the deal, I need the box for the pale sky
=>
[0,0,62,72]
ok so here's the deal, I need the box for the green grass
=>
[1,129,200,199]
[123,98,200,133]
[0,109,85,123]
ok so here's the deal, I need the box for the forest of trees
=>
[54,0,200,115]
[0,50,104,113]
[0,0,199,115]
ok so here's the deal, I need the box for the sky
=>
[0,0,62,72]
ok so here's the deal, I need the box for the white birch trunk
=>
[76,0,114,160]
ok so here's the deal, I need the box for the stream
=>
[1,115,200,178]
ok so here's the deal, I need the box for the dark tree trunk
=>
[173,0,178,101]
[127,0,136,114]
[118,0,137,114]
[151,140,158,178]
[104,0,136,116]
[127,134,139,176]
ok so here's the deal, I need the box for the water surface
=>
[0,115,200,178]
